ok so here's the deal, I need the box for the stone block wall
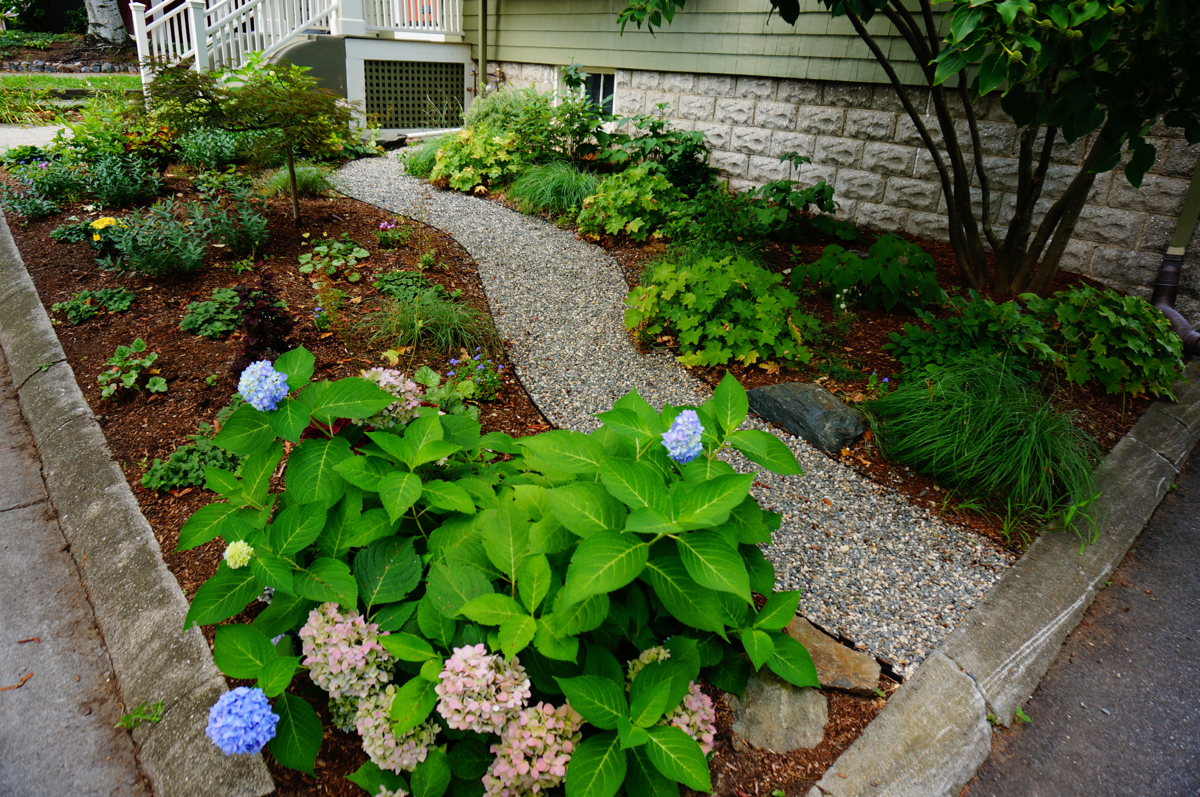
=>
[497,61,1200,318]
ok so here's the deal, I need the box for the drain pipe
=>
[1151,154,1200,357]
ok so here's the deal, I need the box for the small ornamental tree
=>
[147,55,357,223]
[186,350,820,795]
[619,0,1200,296]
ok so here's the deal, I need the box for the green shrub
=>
[667,185,774,245]
[373,270,448,303]
[181,288,242,339]
[364,289,497,354]
[429,126,523,193]
[261,163,333,198]
[505,89,607,162]
[0,186,60,220]
[52,288,136,325]
[745,152,837,229]
[0,144,49,167]
[885,290,1053,373]
[1023,285,1185,399]
[99,200,208,278]
[188,183,270,257]
[141,422,242,492]
[177,127,244,171]
[10,158,85,202]
[794,234,946,313]
[625,254,819,368]
[863,353,1101,538]
[577,163,685,241]
[84,154,164,208]
[398,134,451,179]
[506,161,599,216]
[461,85,538,131]
[98,338,168,399]
[601,112,716,194]
[175,356,813,789]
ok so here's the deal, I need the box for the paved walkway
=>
[966,451,1200,797]
[0,125,65,150]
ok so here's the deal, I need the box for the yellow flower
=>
[93,234,101,241]
[90,217,118,230]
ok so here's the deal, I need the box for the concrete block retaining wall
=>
[497,60,1200,318]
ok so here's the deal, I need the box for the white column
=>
[187,0,209,71]
[332,0,368,37]
[130,2,153,92]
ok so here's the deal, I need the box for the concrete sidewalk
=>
[0,125,65,150]
[0,346,149,796]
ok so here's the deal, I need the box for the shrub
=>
[667,185,774,245]
[52,288,136,325]
[178,127,244,171]
[601,112,716,194]
[506,161,599,216]
[98,338,167,399]
[182,288,243,339]
[863,353,1101,538]
[576,163,685,241]
[429,126,523,193]
[364,290,497,354]
[232,271,295,371]
[398,135,451,180]
[461,85,538,131]
[261,163,333,198]
[745,152,837,229]
[373,270,447,303]
[178,358,813,792]
[1023,285,1185,399]
[142,422,242,492]
[793,234,946,314]
[625,254,819,368]
[99,200,207,278]
[84,154,164,208]
[10,158,85,202]
[188,183,270,257]
[0,186,60,220]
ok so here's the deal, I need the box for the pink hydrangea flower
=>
[435,644,532,734]
[298,602,393,699]
[625,645,671,688]
[358,368,423,429]
[663,681,716,755]
[482,702,583,797]
[356,684,437,773]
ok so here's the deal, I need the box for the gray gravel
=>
[335,156,1014,676]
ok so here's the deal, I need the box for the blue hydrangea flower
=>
[662,410,704,465]
[238,360,289,412]
[206,687,279,755]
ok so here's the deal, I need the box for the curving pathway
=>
[335,157,1014,676]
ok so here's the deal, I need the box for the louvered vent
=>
[364,59,464,129]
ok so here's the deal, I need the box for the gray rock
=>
[746,382,866,453]
[727,669,828,753]
[101,62,115,73]
[786,616,881,696]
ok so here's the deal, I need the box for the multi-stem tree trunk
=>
[83,0,130,49]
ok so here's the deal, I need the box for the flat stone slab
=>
[786,616,881,696]
[728,669,828,753]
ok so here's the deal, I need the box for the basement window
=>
[584,71,615,115]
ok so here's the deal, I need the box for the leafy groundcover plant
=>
[182,350,816,796]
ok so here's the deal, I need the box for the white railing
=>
[131,0,464,90]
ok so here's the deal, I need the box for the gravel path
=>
[335,156,1014,676]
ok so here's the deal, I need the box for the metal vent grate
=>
[364,60,464,129]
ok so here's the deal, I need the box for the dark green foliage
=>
[49,219,92,243]
[506,161,600,216]
[99,200,207,278]
[1022,285,1185,399]
[669,185,774,245]
[261,164,332,198]
[52,288,136,325]
[83,154,164,208]
[745,152,836,228]
[177,127,248,171]
[188,182,270,257]
[863,353,1101,537]
[600,112,716,193]
[181,288,242,339]
[793,234,946,313]
[373,270,449,303]
[0,144,49,166]
[142,422,242,492]
[625,254,819,368]
[0,186,60,220]
[11,158,85,203]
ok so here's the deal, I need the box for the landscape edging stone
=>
[811,361,1200,797]
[0,212,275,797]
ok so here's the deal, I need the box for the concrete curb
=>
[0,212,275,797]
[806,361,1200,797]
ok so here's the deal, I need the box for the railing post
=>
[187,0,209,71]
[130,2,153,93]
[332,0,367,36]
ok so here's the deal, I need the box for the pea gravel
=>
[335,156,1015,676]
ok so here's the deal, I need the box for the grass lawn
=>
[0,74,140,92]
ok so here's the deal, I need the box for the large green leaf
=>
[755,591,801,631]
[347,761,408,797]
[563,531,649,605]
[334,455,392,493]
[743,544,776,595]
[267,502,328,555]
[257,655,300,697]
[458,593,527,626]
[427,561,494,617]
[356,537,423,609]
[625,745,676,797]
[213,625,275,679]
[766,632,820,688]
[177,503,235,551]
[183,562,260,630]
[742,628,774,671]
[348,508,400,548]
[267,398,312,443]
[640,554,724,635]
[711,371,749,437]
[556,675,627,730]
[274,346,315,391]
[673,473,755,528]
[548,482,627,538]
[550,590,609,636]
[379,471,423,522]
[213,404,275,456]
[517,554,552,613]
[447,738,491,780]
[251,592,316,638]
[411,748,452,797]
[644,725,711,791]
[239,442,284,508]
[585,646,625,686]
[419,593,457,649]
[498,615,536,659]
[481,502,531,578]
[422,480,476,514]
[629,678,671,728]
[286,436,353,505]
[565,732,626,797]
[529,515,575,554]
[599,458,668,513]
[676,531,752,602]
[294,557,357,608]
[373,600,418,632]
[533,618,580,662]
[317,488,363,559]
[520,430,606,475]
[381,632,438,662]
[595,407,657,443]
[727,429,802,475]
[250,548,295,595]
[270,693,322,776]
[390,676,438,735]
[309,377,395,423]
[205,465,241,497]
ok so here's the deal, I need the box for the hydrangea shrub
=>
[183,346,817,795]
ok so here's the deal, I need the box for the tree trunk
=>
[84,0,130,49]
[286,148,300,225]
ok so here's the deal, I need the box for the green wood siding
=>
[462,0,927,84]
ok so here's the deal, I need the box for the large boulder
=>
[727,669,828,753]
[746,382,866,453]
[785,616,882,696]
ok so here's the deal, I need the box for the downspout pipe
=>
[1151,154,1200,358]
